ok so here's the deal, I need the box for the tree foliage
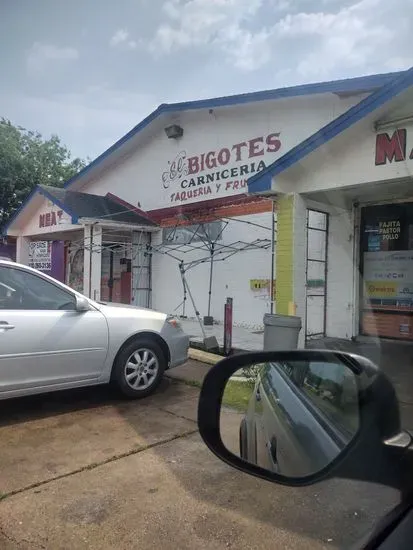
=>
[0,118,87,229]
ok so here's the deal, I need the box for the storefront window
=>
[360,203,413,340]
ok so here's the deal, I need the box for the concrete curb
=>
[188,347,223,365]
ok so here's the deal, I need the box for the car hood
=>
[95,301,167,321]
[97,301,151,311]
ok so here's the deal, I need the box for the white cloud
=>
[26,42,79,73]
[149,0,266,69]
[149,0,413,76]
[109,29,138,50]
[275,0,409,80]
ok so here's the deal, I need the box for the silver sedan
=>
[0,260,189,399]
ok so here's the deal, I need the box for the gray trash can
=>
[263,313,302,350]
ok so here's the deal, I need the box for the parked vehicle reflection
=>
[220,359,360,478]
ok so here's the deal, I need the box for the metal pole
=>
[270,200,276,314]
[179,262,207,339]
[108,249,114,302]
[181,263,187,317]
[207,243,215,317]
[88,225,93,299]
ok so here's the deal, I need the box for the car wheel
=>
[239,418,249,460]
[113,338,166,398]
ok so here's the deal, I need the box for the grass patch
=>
[222,379,255,412]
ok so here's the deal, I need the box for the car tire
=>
[239,418,249,460]
[112,338,166,399]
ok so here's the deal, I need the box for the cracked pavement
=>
[0,362,402,549]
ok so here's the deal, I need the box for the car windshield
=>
[0,1,411,548]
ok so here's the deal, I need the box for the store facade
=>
[248,67,413,342]
[5,69,410,339]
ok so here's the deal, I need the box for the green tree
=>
[0,118,87,229]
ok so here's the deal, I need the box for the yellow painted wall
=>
[275,195,294,315]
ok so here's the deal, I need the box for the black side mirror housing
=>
[197,350,412,494]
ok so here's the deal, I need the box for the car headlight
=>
[166,316,182,329]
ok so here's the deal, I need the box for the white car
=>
[0,260,189,400]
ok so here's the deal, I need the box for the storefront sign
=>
[250,279,276,301]
[39,210,63,228]
[28,241,52,271]
[363,251,413,305]
[378,220,401,240]
[162,132,281,204]
[375,128,413,165]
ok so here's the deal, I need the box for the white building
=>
[5,67,413,344]
[249,67,413,343]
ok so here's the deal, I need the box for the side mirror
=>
[75,295,92,312]
[198,350,412,491]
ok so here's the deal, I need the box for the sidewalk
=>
[180,318,263,351]
[166,359,211,387]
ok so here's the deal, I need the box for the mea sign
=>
[39,210,63,228]
[375,128,413,165]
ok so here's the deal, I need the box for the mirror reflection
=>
[220,358,360,478]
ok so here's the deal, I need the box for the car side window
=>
[301,361,359,435]
[275,360,308,386]
[0,266,76,311]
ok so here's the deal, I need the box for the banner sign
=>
[28,241,52,271]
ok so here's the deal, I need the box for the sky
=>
[1,0,412,161]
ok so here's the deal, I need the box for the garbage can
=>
[263,313,302,350]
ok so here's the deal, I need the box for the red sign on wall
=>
[375,128,413,165]
[39,210,63,228]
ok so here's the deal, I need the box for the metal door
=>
[132,231,152,308]
[305,210,329,338]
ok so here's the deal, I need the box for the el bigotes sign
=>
[162,132,281,204]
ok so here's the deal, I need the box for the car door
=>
[250,365,281,471]
[257,362,300,473]
[0,264,109,394]
[263,360,357,477]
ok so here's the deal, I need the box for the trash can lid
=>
[263,313,302,329]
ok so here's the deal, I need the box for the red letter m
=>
[375,129,406,165]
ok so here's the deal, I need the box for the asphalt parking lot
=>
[0,361,401,549]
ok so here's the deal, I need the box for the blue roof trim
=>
[251,172,273,194]
[248,67,413,194]
[3,185,79,235]
[37,186,79,223]
[4,70,403,234]
[62,71,401,192]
